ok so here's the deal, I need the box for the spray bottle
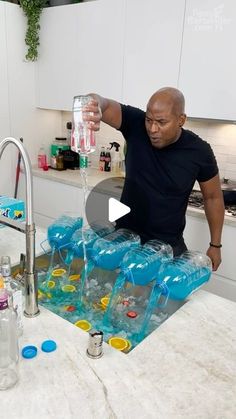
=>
[110,142,121,174]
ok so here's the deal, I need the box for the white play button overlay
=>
[108,198,131,222]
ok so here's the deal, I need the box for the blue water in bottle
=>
[120,239,173,286]
[47,214,83,250]
[157,252,212,300]
[91,228,141,270]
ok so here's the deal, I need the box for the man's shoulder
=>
[183,129,212,150]
[121,103,145,119]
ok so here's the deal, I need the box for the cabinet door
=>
[37,0,125,111]
[122,0,186,109]
[17,175,84,228]
[0,3,9,126]
[0,2,12,195]
[74,0,125,101]
[179,0,236,120]
[185,213,236,301]
[36,5,78,110]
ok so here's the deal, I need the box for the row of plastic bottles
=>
[42,215,212,344]
[44,216,212,302]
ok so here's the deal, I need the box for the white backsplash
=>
[62,111,236,181]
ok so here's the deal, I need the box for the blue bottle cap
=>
[22,345,38,359]
[41,340,57,353]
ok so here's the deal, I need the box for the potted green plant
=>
[19,0,48,61]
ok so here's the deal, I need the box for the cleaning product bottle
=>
[110,142,121,174]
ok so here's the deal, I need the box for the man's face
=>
[145,99,185,149]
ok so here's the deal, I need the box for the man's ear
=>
[179,113,187,127]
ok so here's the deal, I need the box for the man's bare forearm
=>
[204,197,225,244]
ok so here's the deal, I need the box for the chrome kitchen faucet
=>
[0,137,39,317]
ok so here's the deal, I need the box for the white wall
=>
[62,110,236,180]
[0,3,62,197]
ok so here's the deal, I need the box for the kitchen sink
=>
[13,251,185,353]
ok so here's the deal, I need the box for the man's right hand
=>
[83,93,122,130]
[83,98,102,132]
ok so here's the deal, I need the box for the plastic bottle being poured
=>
[71,95,96,169]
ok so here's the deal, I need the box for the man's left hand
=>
[206,246,222,271]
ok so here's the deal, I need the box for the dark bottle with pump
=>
[104,147,111,172]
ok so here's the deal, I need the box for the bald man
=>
[84,88,224,270]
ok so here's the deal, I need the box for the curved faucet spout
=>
[0,137,33,225]
[0,137,39,317]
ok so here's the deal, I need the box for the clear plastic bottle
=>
[1,256,23,336]
[81,229,140,309]
[103,240,173,341]
[0,288,19,390]
[157,252,212,300]
[37,145,47,169]
[71,95,96,155]
[47,214,83,250]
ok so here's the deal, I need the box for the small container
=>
[51,137,70,157]
[86,329,103,359]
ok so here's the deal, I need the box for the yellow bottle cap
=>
[74,319,92,331]
[51,268,66,277]
[68,274,80,282]
[108,336,129,351]
[61,284,76,293]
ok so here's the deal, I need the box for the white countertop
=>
[0,225,46,266]
[1,290,236,419]
[31,167,236,227]
[1,222,236,418]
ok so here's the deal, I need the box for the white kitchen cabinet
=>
[0,2,14,195]
[185,213,236,302]
[37,0,126,110]
[17,174,84,228]
[33,176,84,228]
[122,0,186,109]
[0,2,9,128]
[179,0,236,120]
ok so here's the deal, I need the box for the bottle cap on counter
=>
[41,340,57,353]
[21,345,38,359]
